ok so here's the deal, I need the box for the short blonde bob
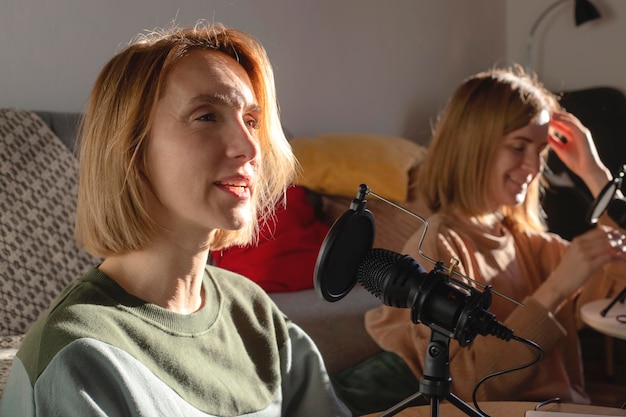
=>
[75,22,296,257]
[417,66,560,232]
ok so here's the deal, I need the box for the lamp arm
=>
[524,0,569,74]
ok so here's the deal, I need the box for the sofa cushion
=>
[0,109,98,336]
[0,334,24,394]
[290,133,427,202]
[32,111,82,152]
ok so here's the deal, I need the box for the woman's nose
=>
[226,120,260,161]
[522,153,542,176]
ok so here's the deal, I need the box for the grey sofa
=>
[5,86,622,396]
[0,108,432,396]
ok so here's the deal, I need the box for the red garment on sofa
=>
[211,186,330,292]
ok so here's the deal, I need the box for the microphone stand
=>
[319,185,514,417]
[601,286,626,317]
[377,329,486,417]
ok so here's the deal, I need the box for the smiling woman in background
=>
[0,23,349,417]
[363,67,626,405]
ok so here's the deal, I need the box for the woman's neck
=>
[98,240,210,314]
[468,212,505,236]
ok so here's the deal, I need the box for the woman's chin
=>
[231,214,255,231]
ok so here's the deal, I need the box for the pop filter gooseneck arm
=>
[366,190,523,307]
[314,184,522,306]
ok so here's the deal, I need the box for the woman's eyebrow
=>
[511,135,547,145]
[190,92,260,113]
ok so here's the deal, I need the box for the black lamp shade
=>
[575,0,601,26]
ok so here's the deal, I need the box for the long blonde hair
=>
[76,23,296,257]
[418,67,560,232]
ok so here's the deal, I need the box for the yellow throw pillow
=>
[290,133,427,202]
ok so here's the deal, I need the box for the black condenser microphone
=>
[356,248,514,347]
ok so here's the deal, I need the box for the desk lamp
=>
[524,0,601,74]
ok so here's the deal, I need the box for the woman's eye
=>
[197,113,217,122]
[246,118,259,130]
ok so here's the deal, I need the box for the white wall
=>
[9,1,623,145]
[506,0,626,93]
[0,0,505,145]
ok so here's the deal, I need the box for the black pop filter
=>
[314,184,375,302]
[587,164,626,228]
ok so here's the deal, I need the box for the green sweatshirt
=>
[0,266,349,416]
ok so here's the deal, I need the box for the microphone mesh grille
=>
[356,248,402,300]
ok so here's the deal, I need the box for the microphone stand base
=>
[375,330,487,417]
[376,390,485,417]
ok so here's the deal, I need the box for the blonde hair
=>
[76,22,296,257]
[418,66,560,232]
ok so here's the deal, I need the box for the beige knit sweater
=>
[365,211,624,404]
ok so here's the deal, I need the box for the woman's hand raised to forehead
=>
[548,111,611,198]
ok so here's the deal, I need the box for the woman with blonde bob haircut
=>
[419,69,560,232]
[363,67,626,406]
[0,23,350,417]
[76,23,295,257]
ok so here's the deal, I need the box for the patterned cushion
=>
[0,109,98,336]
[0,334,24,394]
